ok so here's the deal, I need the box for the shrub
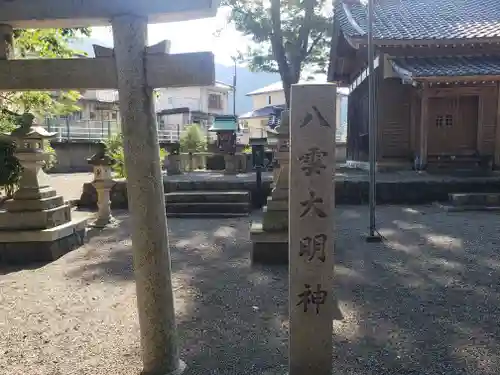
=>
[180,124,207,153]
[104,133,168,178]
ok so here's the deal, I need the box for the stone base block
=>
[266,197,288,211]
[271,188,289,201]
[262,206,288,231]
[13,187,57,200]
[0,204,71,230]
[4,195,64,212]
[0,218,87,265]
[250,221,288,265]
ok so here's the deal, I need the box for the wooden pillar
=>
[419,83,429,169]
[409,90,417,154]
[0,24,13,60]
[111,15,183,375]
[289,83,336,375]
[494,83,500,167]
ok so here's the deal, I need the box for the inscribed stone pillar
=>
[112,16,183,375]
[289,83,337,375]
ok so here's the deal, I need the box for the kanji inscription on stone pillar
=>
[289,83,337,375]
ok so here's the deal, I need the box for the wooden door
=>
[428,97,456,154]
[427,96,478,155]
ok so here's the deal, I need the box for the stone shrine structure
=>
[87,143,116,228]
[0,2,219,374]
[289,83,337,375]
[250,110,290,264]
[0,114,87,264]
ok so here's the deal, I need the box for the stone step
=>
[166,202,250,215]
[166,212,249,218]
[449,192,500,206]
[165,190,249,204]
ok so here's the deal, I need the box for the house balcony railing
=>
[43,119,220,144]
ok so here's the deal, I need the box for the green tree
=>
[221,0,334,106]
[180,124,207,153]
[0,28,90,198]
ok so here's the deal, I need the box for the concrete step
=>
[166,202,250,215]
[165,190,250,204]
[449,192,500,206]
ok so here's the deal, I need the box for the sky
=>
[90,7,249,66]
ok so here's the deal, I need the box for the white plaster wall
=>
[155,86,230,114]
[251,91,286,110]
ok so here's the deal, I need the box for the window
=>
[436,114,453,128]
[268,96,272,105]
[89,112,96,120]
[208,93,222,110]
[435,115,444,128]
[111,112,118,120]
[445,114,453,127]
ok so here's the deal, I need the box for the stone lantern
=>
[0,113,87,265]
[87,143,116,227]
[8,113,57,200]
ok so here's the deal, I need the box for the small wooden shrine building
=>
[330,0,500,170]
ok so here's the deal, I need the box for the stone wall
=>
[50,141,102,173]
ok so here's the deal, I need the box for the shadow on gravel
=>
[332,206,500,375]
[65,207,500,375]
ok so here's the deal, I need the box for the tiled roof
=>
[390,55,500,78]
[336,0,500,41]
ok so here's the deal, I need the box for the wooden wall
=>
[377,77,413,159]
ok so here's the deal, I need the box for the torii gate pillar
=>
[112,16,183,375]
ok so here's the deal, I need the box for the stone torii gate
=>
[0,1,219,374]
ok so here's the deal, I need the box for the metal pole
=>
[232,57,237,117]
[367,0,381,242]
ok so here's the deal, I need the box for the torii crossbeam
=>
[0,1,220,375]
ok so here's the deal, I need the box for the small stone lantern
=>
[7,113,57,200]
[87,143,116,227]
[166,142,182,175]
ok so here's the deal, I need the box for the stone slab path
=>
[1,206,500,374]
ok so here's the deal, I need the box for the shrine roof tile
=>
[390,55,500,78]
[337,0,500,41]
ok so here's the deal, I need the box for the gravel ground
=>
[48,173,93,201]
[1,205,500,375]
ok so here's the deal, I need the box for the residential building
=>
[45,89,121,142]
[240,81,349,142]
[155,82,232,143]
[331,0,500,171]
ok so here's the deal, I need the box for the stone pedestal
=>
[224,153,238,175]
[88,144,116,228]
[0,116,87,265]
[167,154,182,175]
[251,111,290,265]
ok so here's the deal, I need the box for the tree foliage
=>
[180,124,207,153]
[221,0,334,106]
